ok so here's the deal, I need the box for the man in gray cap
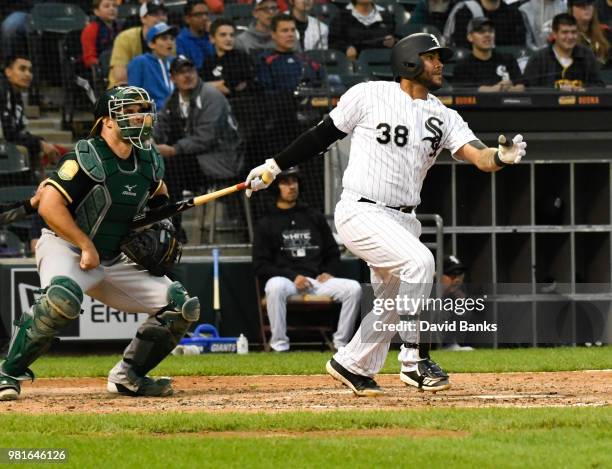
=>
[452,17,524,91]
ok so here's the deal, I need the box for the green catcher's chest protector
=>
[73,137,164,259]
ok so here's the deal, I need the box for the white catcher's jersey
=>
[329,81,476,207]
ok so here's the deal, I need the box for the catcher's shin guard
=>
[1,276,82,379]
[121,282,200,377]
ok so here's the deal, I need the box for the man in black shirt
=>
[444,0,528,48]
[201,19,257,99]
[452,17,524,91]
[253,167,361,352]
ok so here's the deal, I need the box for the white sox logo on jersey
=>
[422,117,444,157]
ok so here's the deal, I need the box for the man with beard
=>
[245,33,527,396]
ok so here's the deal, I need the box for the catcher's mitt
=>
[120,220,182,276]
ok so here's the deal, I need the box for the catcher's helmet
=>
[90,86,156,150]
[391,33,453,80]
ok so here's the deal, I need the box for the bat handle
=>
[261,171,275,185]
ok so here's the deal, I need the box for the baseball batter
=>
[0,86,200,401]
[246,33,526,396]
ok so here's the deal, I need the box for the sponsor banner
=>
[11,268,147,340]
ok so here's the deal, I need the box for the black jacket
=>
[200,49,258,98]
[0,74,42,156]
[329,8,395,54]
[453,50,522,86]
[253,201,342,284]
[521,44,604,88]
[448,0,527,48]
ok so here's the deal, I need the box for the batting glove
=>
[496,134,527,165]
[245,158,282,197]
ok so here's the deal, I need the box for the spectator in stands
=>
[202,19,257,98]
[154,56,243,214]
[176,0,215,72]
[329,0,396,60]
[570,0,610,66]
[444,0,528,48]
[81,0,120,70]
[128,22,178,108]
[253,167,361,352]
[255,14,324,157]
[201,18,260,182]
[0,2,34,63]
[0,54,62,182]
[520,0,568,50]
[109,0,169,87]
[409,0,454,33]
[522,13,604,89]
[235,0,279,54]
[453,17,524,91]
[256,14,324,92]
[289,0,329,50]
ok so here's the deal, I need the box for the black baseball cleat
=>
[400,358,451,391]
[326,358,383,397]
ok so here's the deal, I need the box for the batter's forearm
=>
[475,147,504,173]
[274,116,347,169]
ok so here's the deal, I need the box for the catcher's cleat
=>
[326,358,383,397]
[400,358,451,391]
[0,374,21,401]
[107,375,173,397]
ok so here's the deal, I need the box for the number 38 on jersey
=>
[376,123,409,147]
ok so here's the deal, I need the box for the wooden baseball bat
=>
[132,181,248,228]
[131,170,275,228]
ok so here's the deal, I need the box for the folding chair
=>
[255,277,340,351]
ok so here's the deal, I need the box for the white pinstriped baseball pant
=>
[333,193,435,378]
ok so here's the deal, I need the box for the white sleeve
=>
[443,109,477,156]
[329,83,365,134]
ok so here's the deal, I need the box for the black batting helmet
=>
[391,33,453,80]
[270,166,300,196]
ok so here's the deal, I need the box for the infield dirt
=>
[1,370,609,414]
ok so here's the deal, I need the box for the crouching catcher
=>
[0,86,199,401]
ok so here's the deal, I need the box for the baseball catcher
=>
[0,86,200,401]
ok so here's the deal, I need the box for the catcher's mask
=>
[90,86,156,150]
[391,33,453,81]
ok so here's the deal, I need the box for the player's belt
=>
[358,198,416,213]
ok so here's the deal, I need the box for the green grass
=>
[0,408,610,468]
[32,346,612,378]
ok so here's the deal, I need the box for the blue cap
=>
[146,22,178,43]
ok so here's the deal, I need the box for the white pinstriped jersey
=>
[329,81,476,207]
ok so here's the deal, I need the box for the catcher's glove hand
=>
[120,220,182,276]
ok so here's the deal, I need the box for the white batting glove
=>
[497,134,527,165]
[245,158,282,197]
